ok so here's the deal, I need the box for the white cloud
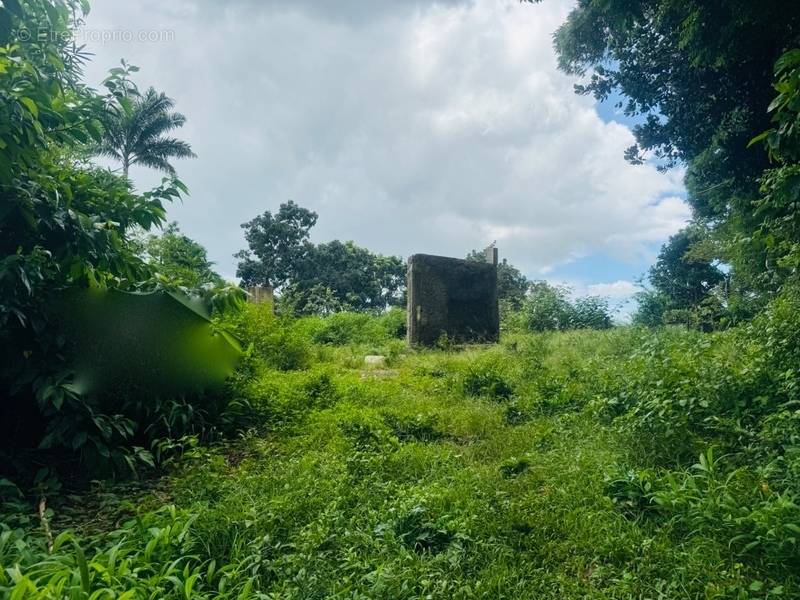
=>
[81,0,690,282]
[585,280,640,299]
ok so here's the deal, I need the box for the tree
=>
[750,51,800,287]
[236,201,405,314]
[632,227,727,328]
[0,0,204,470]
[296,240,405,312]
[528,0,800,304]
[632,289,669,328]
[96,86,196,178]
[520,281,613,331]
[647,227,725,312]
[466,250,530,310]
[235,201,318,289]
[571,296,613,330]
[542,0,798,186]
[520,281,573,331]
[137,222,224,288]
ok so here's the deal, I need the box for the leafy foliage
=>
[519,281,612,331]
[633,226,727,328]
[235,200,317,290]
[0,1,240,477]
[5,294,800,596]
[135,221,224,288]
[4,2,800,598]
[94,83,196,177]
[749,50,800,287]
[530,0,800,317]
[237,201,405,314]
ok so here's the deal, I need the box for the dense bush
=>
[4,301,800,596]
[595,285,800,472]
[225,303,312,371]
[0,1,245,477]
[518,281,613,332]
[302,309,407,347]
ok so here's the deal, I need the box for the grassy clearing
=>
[2,306,799,598]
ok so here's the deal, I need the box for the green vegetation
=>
[236,201,405,314]
[135,222,225,289]
[633,226,726,330]
[4,293,800,598]
[515,281,613,332]
[2,0,800,598]
[535,0,800,326]
[93,84,196,178]
[0,0,241,478]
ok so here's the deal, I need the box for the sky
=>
[78,0,690,317]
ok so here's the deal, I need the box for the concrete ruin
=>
[406,247,499,346]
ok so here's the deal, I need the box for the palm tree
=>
[97,87,196,178]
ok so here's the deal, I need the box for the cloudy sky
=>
[80,0,690,313]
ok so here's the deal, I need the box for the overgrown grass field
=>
[3,301,800,598]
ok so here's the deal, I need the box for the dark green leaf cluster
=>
[0,1,235,478]
[518,280,613,332]
[544,0,800,321]
[236,201,405,314]
[135,221,224,289]
[633,226,727,329]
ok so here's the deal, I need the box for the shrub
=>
[521,282,573,331]
[226,303,311,371]
[310,312,385,346]
[520,282,613,332]
[570,296,613,329]
[378,308,407,339]
[461,355,514,400]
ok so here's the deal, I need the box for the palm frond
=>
[139,138,197,160]
[133,154,177,174]
[91,85,195,176]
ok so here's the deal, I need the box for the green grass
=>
[2,308,799,598]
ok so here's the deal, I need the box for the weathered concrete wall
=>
[407,253,499,346]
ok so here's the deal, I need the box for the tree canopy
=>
[521,281,612,332]
[0,0,239,473]
[95,85,196,178]
[136,222,224,289]
[236,200,318,290]
[236,201,405,314]
[529,0,800,324]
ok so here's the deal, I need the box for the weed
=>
[391,505,455,553]
[383,413,447,443]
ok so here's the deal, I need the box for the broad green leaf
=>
[19,96,38,118]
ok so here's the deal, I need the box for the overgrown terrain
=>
[3,297,800,598]
[3,1,800,598]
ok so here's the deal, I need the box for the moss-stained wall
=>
[407,253,499,346]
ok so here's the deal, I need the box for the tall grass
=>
[4,290,800,598]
